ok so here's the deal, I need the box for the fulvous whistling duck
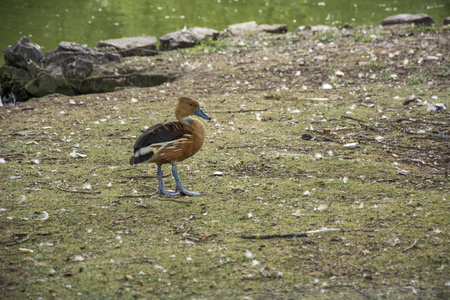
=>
[130,97,211,196]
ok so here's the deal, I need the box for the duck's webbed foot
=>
[157,165,180,196]
[172,165,202,196]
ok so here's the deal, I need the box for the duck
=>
[130,97,211,196]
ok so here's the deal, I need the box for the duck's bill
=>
[195,107,211,120]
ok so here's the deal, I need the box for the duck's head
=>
[175,97,211,123]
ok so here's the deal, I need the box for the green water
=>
[1,0,448,60]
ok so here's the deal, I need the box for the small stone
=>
[398,169,410,176]
[322,83,333,90]
[74,255,85,262]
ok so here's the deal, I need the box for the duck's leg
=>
[172,165,202,196]
[157,165,179,196]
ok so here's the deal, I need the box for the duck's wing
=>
[130,122,191,164]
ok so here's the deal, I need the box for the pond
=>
[1,0,448,62]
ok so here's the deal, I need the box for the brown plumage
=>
[130,97,211,196]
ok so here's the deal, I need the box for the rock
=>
[1,37,184,102]
[68,64,181,94]
[25,74,74,97]
[96,36,158,57]
[3,37,44,70]
[189,27,220,41]
[62,56,94,80]
[226,22,288,35]
[160,30,201,51]
[44,41,121,69]
[0,64,33,103]
[226,21,259,35]
[444,17,450,25]
[380,14,434,26]
[159,27,219,51]
[159,27,218,51]
[258,24,288,34]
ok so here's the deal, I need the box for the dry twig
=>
[240,233,308,239]
[3,234,30,246]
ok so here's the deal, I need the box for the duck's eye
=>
[189,103,193,106]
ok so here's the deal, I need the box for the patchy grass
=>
[190,39,229,55]
[408,74,430,85]
[315,31,338,43]
[0,25,449,299]
[353,32,374,43]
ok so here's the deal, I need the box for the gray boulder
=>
[67,63,181,94]
[44,41,121,68]
[226,21,259,35]
[0,38,182,103]
[3,37,44,70]
[227,22,288,35]
[189,27,220,40]
[160,27,219,51]
[62,56,94,80]
[381,14,434,26]
[97,36,158,57]
[160,30,199,51]
[25,74,74,97]
[0,64,33,103]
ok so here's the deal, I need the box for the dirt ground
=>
[1,24,449,299]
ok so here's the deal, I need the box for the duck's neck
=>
[179,116,194,126]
